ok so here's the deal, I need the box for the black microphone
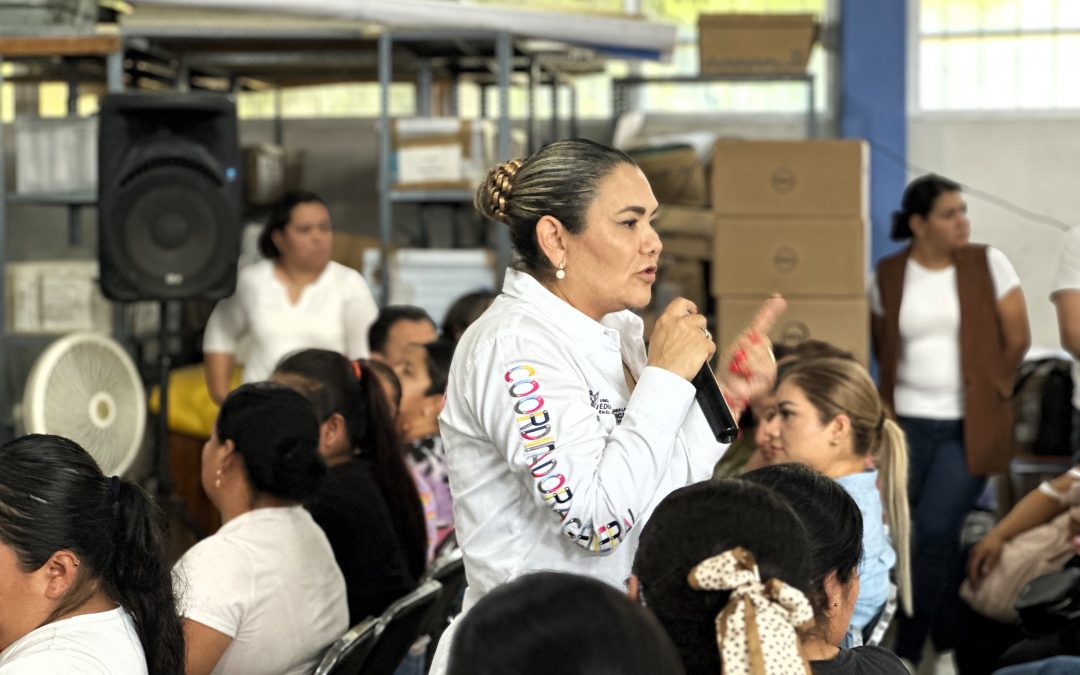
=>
[691,362,739,443]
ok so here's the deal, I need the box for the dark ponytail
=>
[891,173,962,241]
[0,434,184,675]
[274,350,429,579]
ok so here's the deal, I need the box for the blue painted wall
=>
[840,1,908,266]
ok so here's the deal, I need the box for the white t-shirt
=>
[203,259,378,384]
[0,607,147,675]
[870,247,1021,419]
[1051,227,1080,410]
[429,269,728,673]
[173,506,348,675]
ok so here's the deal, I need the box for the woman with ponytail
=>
[173,383,347,675]
[272,349,428,619]
[761,357,912,646]
[0,433,183,674]
[874,174,1029,666]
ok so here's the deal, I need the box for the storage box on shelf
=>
[698,13,819,76]
[362,248,495,326]
[709,138,870,361]
[717,295,869,365]
[14,116,97,196]
[628,145,709,208]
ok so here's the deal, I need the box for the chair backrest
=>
[422,547,466,638]
[314,617,381,675]
[358,579,443,675]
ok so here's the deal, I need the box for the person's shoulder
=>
[850,646,908,674]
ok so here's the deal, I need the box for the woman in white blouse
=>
[174,383,348,675]
[428,139,782,673]
[203,190,378,404]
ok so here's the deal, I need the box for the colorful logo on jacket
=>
[505,364,634,553]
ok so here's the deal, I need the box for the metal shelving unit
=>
[375,30,594,304]
[0,33,125,437]
[612,73,818,138]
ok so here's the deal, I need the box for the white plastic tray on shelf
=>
[363,248,495,325]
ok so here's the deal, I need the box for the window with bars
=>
[917,0,1080,111]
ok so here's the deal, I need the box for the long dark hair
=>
[216,383,326,502]
[0,434,184,675]
[742,463,863,624]
[274,349,429,579]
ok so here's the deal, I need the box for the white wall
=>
[909,115,1080,352]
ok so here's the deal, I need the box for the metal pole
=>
[807,74,817,138]
[0,57,8,438]
[494,32,512,288]
[273,88,284,145]
[66,58,82,246]
[527,58,539,153]
[378,32,393,306]
[569,81,579,138]
[448,70,460,116]
[417,59,433,117]
[106,50,124,93]
[549,78,559,143]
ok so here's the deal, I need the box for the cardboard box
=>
[660,234,711,261]
[717,295,869,365]
[15,116,97,194]
[711,139,868,219]
[656,205,713,238]
[629,146,709,208]
[698,13,819,76]
[712,217,865,296]
[332,231,382,274]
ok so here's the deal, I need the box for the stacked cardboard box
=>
[710,139,870,364]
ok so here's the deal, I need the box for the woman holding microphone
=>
[429,138,783,671]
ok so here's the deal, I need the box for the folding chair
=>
[358,579,443,675]
[314,617,380,675]
[421,546,466,662]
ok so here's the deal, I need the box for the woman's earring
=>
[214,468,223,489]
[555,261,566,280]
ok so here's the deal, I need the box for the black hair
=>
[421,337,456,396]
[448,571,687,675]
[475,138,637,278]
[368,305,436,355]
[890,174,961,241]
[441,290,496,342]
[257,190,327,259]
[0,434,184,675]
[273,349,429,579]
[216,382,325,501]
[631,479,811,675]
[741,463,863,622]
[365,359,402,414]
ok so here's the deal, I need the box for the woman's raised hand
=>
[715,296,787,416]
[647,298,716,381]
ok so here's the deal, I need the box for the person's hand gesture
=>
[715,296,787,417]
[647,298,716,381]
[966,532,1004,588]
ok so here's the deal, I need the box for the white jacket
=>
[439,269,728,607]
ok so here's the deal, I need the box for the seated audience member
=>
[0,434,184,675]
[448,571,686,675]
[744,463,909,673]
[715,341,857,479]
[173,383,347,675]
[763,357,912,645]
[272,350,429,619]
[441,290,496,343]
[631,479,815,675]
[395,337,457,540]
[369,305,438,367]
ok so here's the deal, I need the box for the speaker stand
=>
[155,300,206,542]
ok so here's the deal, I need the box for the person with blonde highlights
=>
[763,357,912,646]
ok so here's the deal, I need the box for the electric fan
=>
[22,333,146,476]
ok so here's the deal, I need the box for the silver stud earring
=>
[555,261,566,280]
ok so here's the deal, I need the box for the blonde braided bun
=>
[475,158,525,224]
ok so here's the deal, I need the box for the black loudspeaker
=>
[98,93,241,301]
